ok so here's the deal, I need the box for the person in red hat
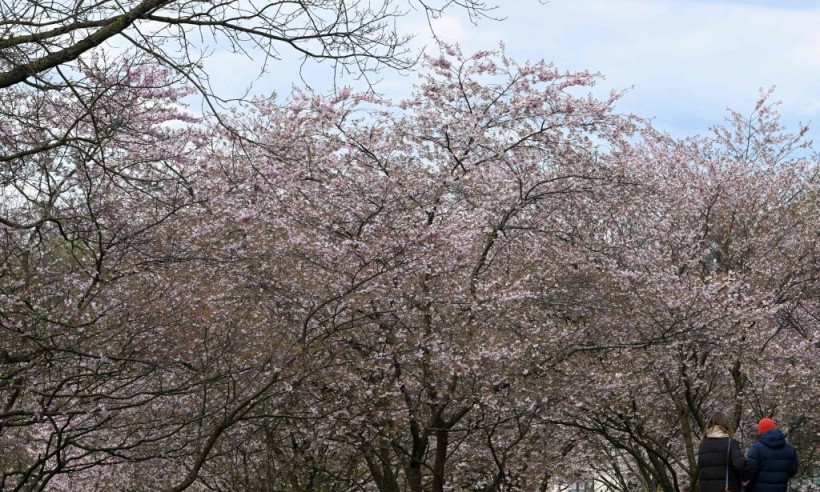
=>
[745,417,799,492]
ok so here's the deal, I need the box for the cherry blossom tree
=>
[0,54,207,489]
[179,46,639,491]
[544,94,820,491]
[2,38,818,491]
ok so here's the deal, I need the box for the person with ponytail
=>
[697,412,752,492]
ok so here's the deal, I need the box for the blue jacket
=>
[746,429,798,492]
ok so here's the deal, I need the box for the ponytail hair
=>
[704,411,735,439]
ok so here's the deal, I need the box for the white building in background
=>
[550,478,633,492]
[554,481,651,492]
[552,480,599,492]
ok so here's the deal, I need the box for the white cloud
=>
[441,0,820,137]
[200,0,820,140]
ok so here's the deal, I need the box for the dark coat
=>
[697,436,752,492]
[746,429,798,492]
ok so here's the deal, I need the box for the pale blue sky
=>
[205,0,820,144]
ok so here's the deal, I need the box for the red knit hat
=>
[758,417,777,435]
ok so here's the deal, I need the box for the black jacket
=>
[746,429,798,492]
[697,436,752,492]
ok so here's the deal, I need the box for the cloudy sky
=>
[207,0,820,142]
